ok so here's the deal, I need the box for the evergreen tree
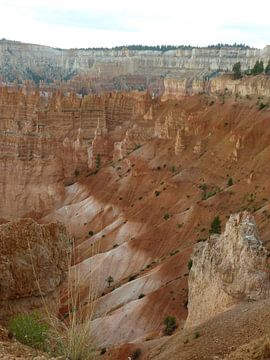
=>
[232,62,241,79]
[209,216,222,234]
[251,60,264,75]
[265,61,270,75]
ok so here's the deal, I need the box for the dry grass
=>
[27,233,100,359]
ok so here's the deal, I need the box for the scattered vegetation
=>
[188,259,193,271]
[88,230,94,236]
[74,169,80,177]
[209,216,222,234]
[155,190,161,197]
[194,331,200,339]
[163,316,177,336]
[138,293,145,299]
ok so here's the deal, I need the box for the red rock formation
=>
[0,218,70,322]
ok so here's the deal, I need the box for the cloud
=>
[0,0,269,48]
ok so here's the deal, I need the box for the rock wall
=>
[0,218,70,321]
[185,212,270,328]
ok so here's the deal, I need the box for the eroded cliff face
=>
[0,218,70,321]
[185,212,270,328]
[0,88,152,218]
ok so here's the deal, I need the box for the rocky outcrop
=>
[211,74,270,97]
[185,212,270,328]
[0,218,70,321]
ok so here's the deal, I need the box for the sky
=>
[1,0,270,49]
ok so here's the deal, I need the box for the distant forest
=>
[77,43,252,52]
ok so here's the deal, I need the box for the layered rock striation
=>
[185,212,270,328]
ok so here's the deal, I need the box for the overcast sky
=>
[1,0,269,49]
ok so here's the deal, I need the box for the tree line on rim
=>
[233,60,270,79]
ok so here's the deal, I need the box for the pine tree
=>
[251,60,264,75]
[209,216,222,234]
[232,62,241,79]
[265,61,270,75]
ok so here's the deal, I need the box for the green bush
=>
[163,316,177,336]
[188,259,193,270]
[8,312,49,350]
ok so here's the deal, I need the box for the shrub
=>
[131,348,142,359]
[100,348,107,355]
[209,216,222,234]
[227,177,233,187]
[163,212,170,220]
[8,312,49,350]
[106,275,114,287]
[188,259,193,271]
[138,293,145,299]
[155,190,161,197]
[163,316,177,336]
[259,102,266,110]
[74,169,80,177]
[88,230,94,236]
[202,191,216,200]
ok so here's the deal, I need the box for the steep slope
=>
[1,87,270,354]
[39,95,270,349]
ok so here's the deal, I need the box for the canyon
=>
[1,40,270,360]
